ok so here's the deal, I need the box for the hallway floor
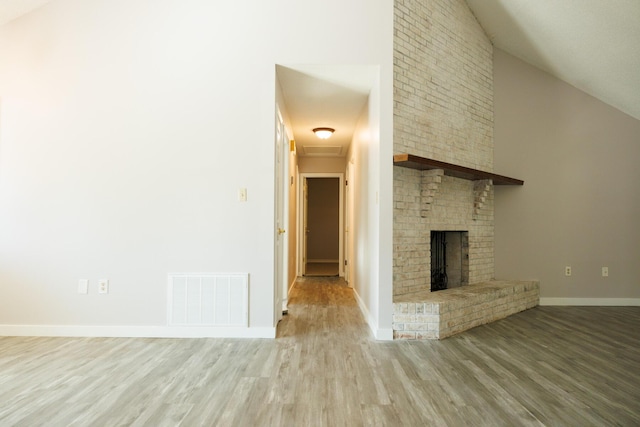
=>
[1,277,639,425]
[303,262,339,277]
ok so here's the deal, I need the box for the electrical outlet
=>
[565,266,572,276]
[78,279,89,294]
[602,267,609,277]
[98,279,109,294]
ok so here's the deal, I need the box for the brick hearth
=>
[393,281,540,339]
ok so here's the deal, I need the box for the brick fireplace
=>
[393,0,495,297]
[392,0,538,339]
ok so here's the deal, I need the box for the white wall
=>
[347,69,393,339]
[298,156,346,174]
[0,0,394,336]
[494,49,640,304]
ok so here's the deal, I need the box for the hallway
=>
[0,277,639,425]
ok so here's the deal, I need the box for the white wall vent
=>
[168,273,248,327]
[301,145,343,156]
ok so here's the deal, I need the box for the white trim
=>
[0,325,276,339]
[282,277,297,313]
[540,298,640,306]
[375,327,394,341]
[288,277,297,296]
[353,289,393,341]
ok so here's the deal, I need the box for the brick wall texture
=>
[393,0,495,298]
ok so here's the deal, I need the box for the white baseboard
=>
[0,325,276,339]
[375,327,394,341]
[540,298,640,306]
[352,289,394,341]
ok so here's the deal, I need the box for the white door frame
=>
[274,105,289,325]
[344,162,352,285]
[297,173,344,277]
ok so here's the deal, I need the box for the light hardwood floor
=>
[1,277,639,426]
[304,263,339,277]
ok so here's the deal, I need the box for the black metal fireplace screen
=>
[431,231,448,291]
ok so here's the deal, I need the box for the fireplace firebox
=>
[430,231,469,292]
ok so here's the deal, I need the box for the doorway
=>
[274,105,289,324]
[298,173,344,277]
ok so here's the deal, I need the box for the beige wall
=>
[494,49,640,301]
[298,156,346,173]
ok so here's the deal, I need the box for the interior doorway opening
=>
[298,173,344,278]
[306,177,339,276]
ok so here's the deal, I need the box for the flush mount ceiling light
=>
[312,127,335,139]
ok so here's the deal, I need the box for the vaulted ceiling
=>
[466,0,640,121]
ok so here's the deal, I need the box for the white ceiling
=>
[466,0,640,121]
[277,65,377,158]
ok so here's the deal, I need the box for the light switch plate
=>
[78,279,89,294]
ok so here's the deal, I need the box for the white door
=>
[274,108,288,325]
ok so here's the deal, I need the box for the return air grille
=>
[168,273,248,327]
[301,145,343,156]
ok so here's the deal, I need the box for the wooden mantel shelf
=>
[393,154,524,186]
